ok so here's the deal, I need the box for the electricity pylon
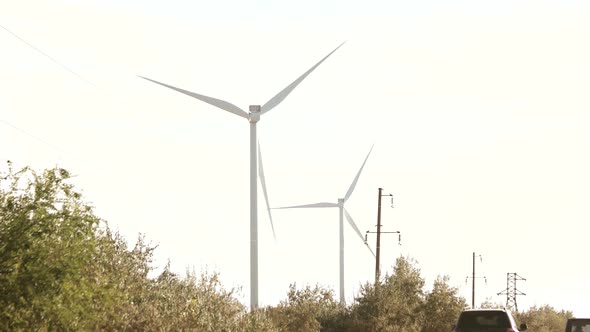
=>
[497,273,526,312]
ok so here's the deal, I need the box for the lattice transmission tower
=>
[497,273,526,311]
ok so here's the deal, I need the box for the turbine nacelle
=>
[248,105,261,123]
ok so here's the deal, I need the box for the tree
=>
[238,308,280,332]
[0,164,108,330]
[421,275,467,332]
[348,256,425,332]
[267,284,345,332]
[126,264,247,331]
[516,305,573,332]
[479,298,505,309]
[0,164,256,331]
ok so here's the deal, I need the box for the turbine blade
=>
[343,144,374,202]
[258,142,276,241]
[260,42,345,115]
[273,202,338,209]
[343,208,365,244]
[138,76,249,119]
[343,208,375,257]
[366,243,376,258]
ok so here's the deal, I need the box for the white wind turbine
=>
[139,43,344,309]
[274,145,375,304]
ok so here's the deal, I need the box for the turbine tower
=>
[139,43,344,309]
[275,145,375,304]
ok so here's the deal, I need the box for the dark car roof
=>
[566,318,590,331]
[462,309,508,312]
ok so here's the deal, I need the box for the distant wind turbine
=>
[274,145,375,304]
[139,42,344,309]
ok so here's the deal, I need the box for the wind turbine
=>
[139,42,344,309]
[274,145,375,304]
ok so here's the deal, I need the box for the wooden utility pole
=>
[375,188,383,284]
[472,252,475,309]
[366,188,398,284]
[467,252,486,309]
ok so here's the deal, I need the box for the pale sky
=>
[1,0,590,316]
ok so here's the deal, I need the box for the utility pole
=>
[497,273,526,312]
[466,252,486,309]
[376,188,384,283]
[365,229,401,283]
[366,188,399,284]
[472,252,475,309]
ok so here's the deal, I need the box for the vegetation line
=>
[0,164,575,331]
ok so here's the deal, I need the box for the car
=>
[452,309,528,332]
[565,318,590,332]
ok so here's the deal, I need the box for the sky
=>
[1,0,590,316]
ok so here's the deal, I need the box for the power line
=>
[1,20,186,178]
[0,21,92,159]
[1,20,137,119]
[0,21,124,174]
[0,119,112,176]
[0,119,68,155]
[0,23,97,89]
